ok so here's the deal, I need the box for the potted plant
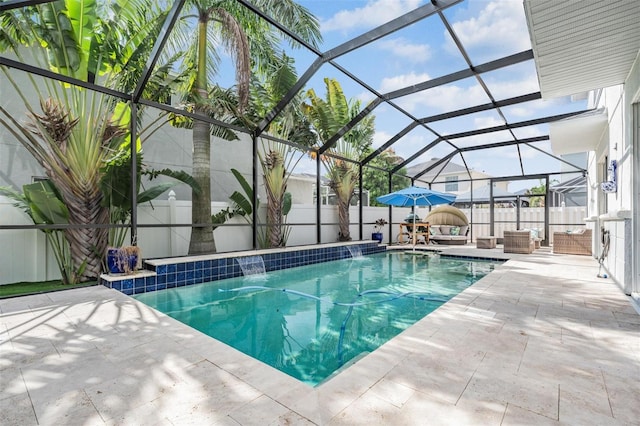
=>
[372,218,387,243]
[106,246,141,275]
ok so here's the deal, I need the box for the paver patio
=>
[1,247,638,425]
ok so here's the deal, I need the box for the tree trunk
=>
[266,185,283,248]
[337,195,351,241]
[189,115,216,255]
[189,18,216,255]
[57,181,109,281]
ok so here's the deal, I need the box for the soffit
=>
[524,0,640,98]
[549,108,608,155]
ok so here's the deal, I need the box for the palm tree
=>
[247,57,315,248]
[0,0,176,281]
[167,0,321,255]
[302,78,375,241]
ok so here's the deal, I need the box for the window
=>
[445,176,459,192]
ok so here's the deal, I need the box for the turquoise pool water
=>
[134,252,498,386]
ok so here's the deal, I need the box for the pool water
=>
[134,252,498,386]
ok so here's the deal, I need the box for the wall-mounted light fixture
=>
[600,160,617,193]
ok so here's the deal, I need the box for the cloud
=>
[448,0,531,60]
[377,70,544,117]
[372,130,392,149]
[379,72,431,92]
[321,0,422,33]
[377,37,431,63]
[378,73,489,113]
[473,116,504,129]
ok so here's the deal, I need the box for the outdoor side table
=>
[477,236,496,249]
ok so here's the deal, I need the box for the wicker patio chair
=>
[552,229,592,255]
[503,230,535,254]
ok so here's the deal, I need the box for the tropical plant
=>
[245,57,315,248]
[228,168,292,249]
[363,148,411,206]
[374,218,388,232]
[525,179,557,207]
[164,0,321,255]
[0,0,181,280]
[302,78,375,241]
[0,181,83,285]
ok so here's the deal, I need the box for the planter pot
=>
[372,232,383,243]
[106,248,138,274]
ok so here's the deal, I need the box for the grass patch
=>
[0,280,97,299]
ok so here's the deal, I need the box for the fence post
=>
[168,190,177,256]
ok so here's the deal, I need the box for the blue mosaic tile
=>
[109,243,390,297]
[134,278,145,289]
[121,279,133,291]
[145,278,156,292]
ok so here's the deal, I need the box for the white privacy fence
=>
[0,194,586,285]
[461,206,588,241]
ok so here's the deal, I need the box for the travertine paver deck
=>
[1,247,639,425]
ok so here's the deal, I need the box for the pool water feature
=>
[236,255,266,276]
[346,245,363,258]
[133,252,499,386]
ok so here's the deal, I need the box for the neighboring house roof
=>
[405,158,467,179]
[289,172,322,183]
[550,175,586,194]
[455,185,524,203]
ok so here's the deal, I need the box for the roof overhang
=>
[549,108,608,155]
[524,0,640,98]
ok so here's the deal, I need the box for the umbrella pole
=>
[412,201,417,251]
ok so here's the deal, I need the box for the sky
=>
[243,0,588,191]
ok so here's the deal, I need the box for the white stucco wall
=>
[586,53,640,295]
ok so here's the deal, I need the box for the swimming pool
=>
[133,251,499,386]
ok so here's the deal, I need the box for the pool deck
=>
[1,246,639,425]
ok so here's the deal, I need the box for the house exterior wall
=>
[586,54,640,297]
[419,170,508,195]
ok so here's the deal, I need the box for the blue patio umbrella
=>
[376,186,456,246]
